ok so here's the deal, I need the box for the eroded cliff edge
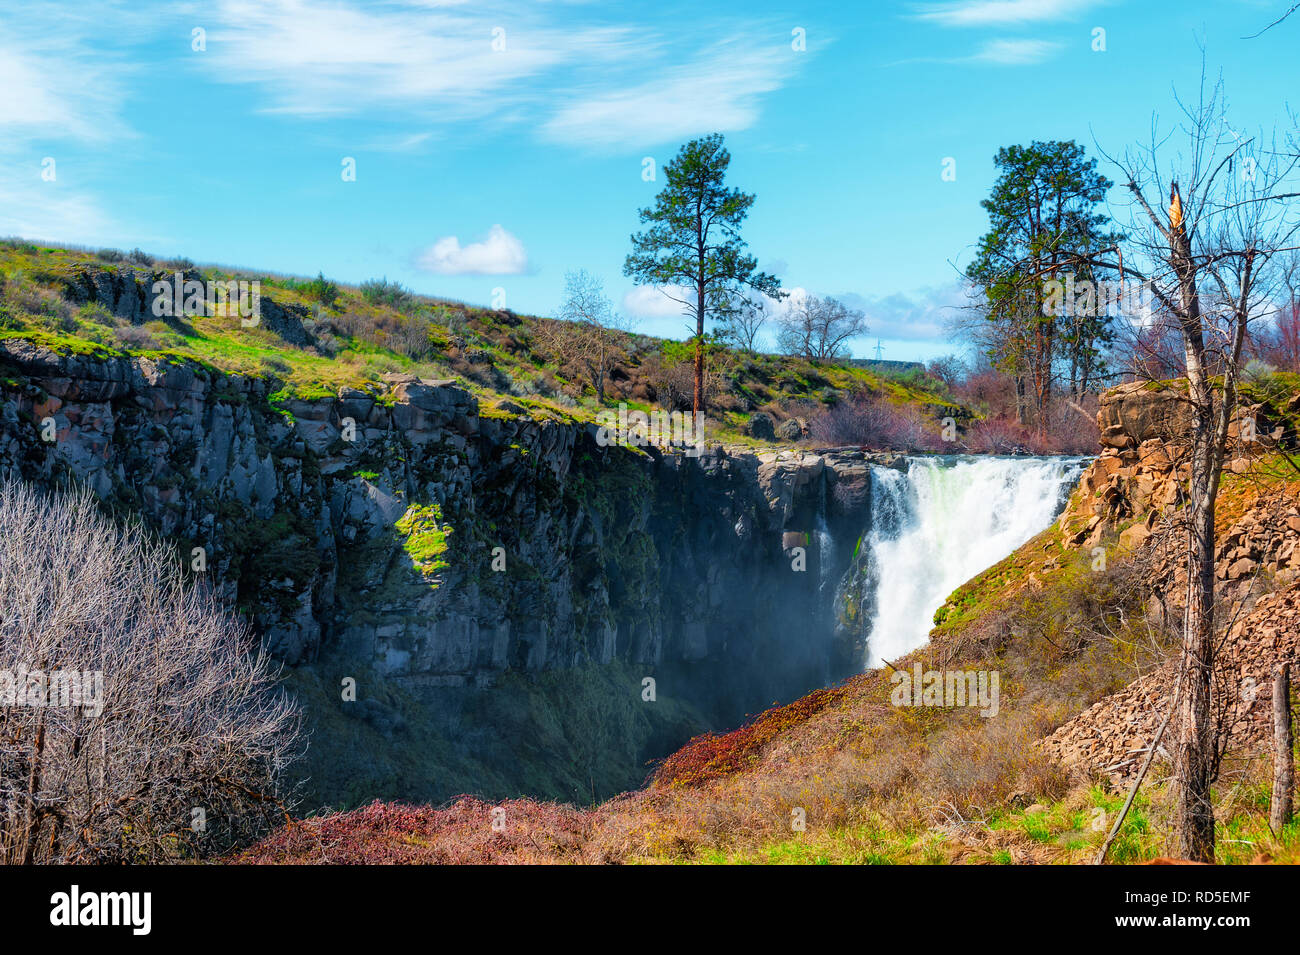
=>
[0,338,883,806]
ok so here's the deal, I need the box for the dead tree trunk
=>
[1272,663,1294,835]
[1166,182,1221,863]
[1108,77,1291,865]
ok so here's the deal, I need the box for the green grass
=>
[394,503,453,579]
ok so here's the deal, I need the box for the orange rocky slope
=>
[1046,379,1300,781]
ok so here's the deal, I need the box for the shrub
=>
[360,276,415,308]
[126,247,154,266]
[649,683,852,789]
[9,282,75,327]
[259,354,293,375]
[75,302,115,327]
[234,797,591,864]
[113,324,161,351]
[963,401,1100,455]
[303,271,340,308]
[0,482,301,862]
[965,416,1030,454]
[807,392,938,450]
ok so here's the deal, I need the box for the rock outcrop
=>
[1044,378,1300,780]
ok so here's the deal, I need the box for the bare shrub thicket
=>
[807,392,939,450]
[0,482,301,863]
[963,398,1100,454]
[532,270,631,401]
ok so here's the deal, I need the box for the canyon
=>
[0,335,1079,808]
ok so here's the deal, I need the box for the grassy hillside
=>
[0,238,965,445]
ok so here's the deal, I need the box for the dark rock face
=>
[52,265,160,323]
[0,342,885,804]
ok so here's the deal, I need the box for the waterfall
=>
[858,455,1085,669]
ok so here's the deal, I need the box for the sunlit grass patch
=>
[394,502,453,580]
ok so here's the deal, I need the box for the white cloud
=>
[888,36,1063,67]
[837,283,970,342]
[0,177,115,247]
[203,0,633,119]
[912,0,1101,27]
[541,42,795,148]
[967,38,1062,64]
[199,2,803,150]
[622,285,692,319]
[415,225,528,275]
[0,11,132,144]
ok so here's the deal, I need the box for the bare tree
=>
[1250,248,1300,370]
[776,294,868,361]
[534,269,629,401]
[926,354,967,389]
[0,481,301,863]
[721,293,772,355]
[1098,76,1300,861]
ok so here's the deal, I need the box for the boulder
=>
[748,411,776,441]
[1097,382,1193,449]
[775,417,803,442]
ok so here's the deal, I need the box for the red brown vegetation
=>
[648,683,855,789]
[232,797,593,865]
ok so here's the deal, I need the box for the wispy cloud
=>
[967,37,1062,63]
[0,5,143,245]
[203,0,629,119]
[0,10,133,144]
[912,0,1101,27]
[622,285,692,321]
[0,175,115,246]
[198,1,805,149]
[838,284,969,342]
[415,224,528,275]
[888,36,1063,66]
[541,41,797,149]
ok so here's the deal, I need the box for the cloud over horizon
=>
[838,283,972,343]
[415,224,529,276]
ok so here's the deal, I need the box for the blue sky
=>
[1,0,1296,361]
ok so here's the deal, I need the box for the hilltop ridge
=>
[0,239,967,450]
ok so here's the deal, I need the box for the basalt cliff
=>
[0,336,888,806]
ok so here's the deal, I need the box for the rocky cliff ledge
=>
[0,339,892,804]
[1047,379,1300,781]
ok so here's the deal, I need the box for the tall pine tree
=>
[966,141,1119,426]
[625,134,781,418]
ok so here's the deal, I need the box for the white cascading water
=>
[861,456,1085,668]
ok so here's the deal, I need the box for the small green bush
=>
[360,277,414,308]
[304,272,340,308]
